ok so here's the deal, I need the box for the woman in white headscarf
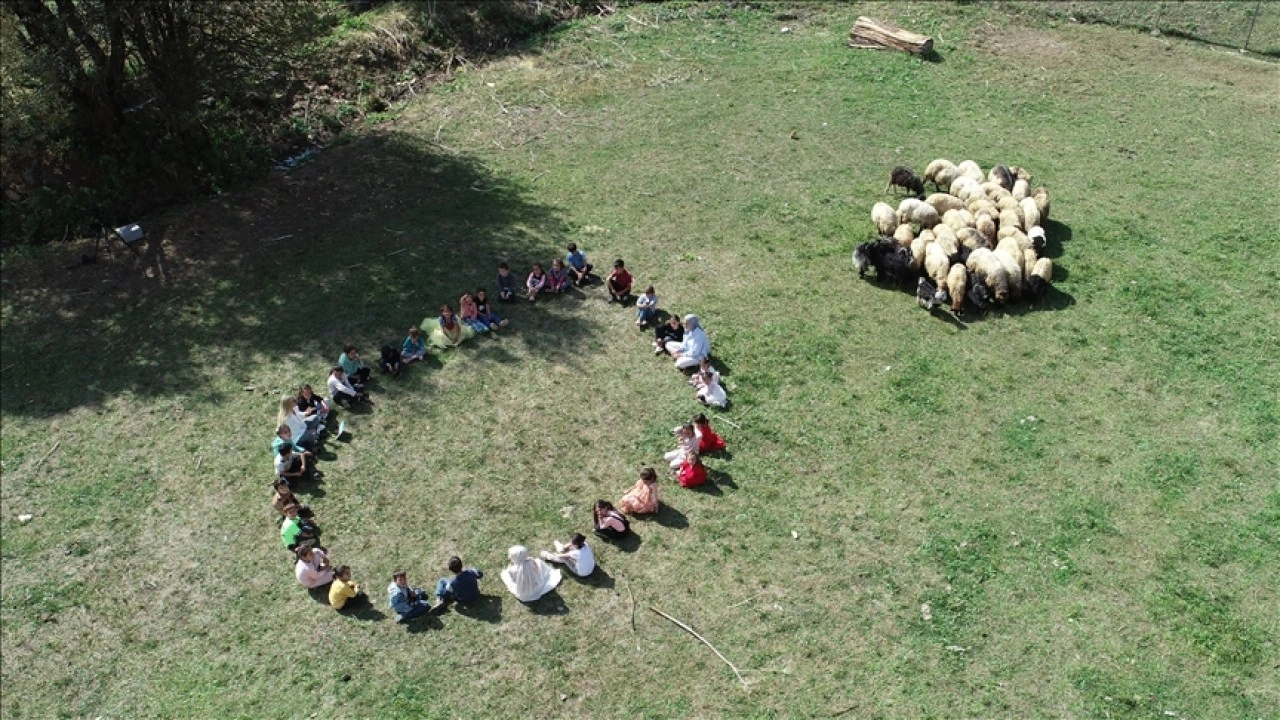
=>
[665,314,709,370]
[500,545,561,602]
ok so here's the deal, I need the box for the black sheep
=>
[916,277,940,310]
[886,166,924,198]
[966,273,992,311]
[853,237,912,284]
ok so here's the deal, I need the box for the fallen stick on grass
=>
[29,441,61,473]
[385,248,407,257]
[726,591,765,610]
[649,606,748,690]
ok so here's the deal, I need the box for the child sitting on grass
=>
[606,259,633,303]
[526,262,548,302]
[459,292,490,334]
[618,466,660,516]
[593,500,631,540]
[329,565,368,611]
[434,556,484,605]
[540,533,596,577]
[676,452,707,488]
[428,304,474,348]
[664,423,699,469]
[566,243,593,286]
[497,262,517,302]
[636,285,658,328]
[694,366,727,408]
[653,314,683,356]
[693,413,727,454]
[547,258,571,294]
[401,326,427,364]
[474,288,508,331]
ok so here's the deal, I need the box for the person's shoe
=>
[654,346,664,356]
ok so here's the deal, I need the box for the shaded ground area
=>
[1,132,580,416]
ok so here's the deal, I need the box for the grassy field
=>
[3,2,1278,718]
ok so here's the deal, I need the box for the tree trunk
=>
[848,16,934,56]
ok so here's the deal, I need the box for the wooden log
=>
[848,16,934,56]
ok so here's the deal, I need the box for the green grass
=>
[3,2,1279,717]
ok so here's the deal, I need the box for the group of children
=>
[266,242,733,617]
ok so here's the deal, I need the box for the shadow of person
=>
[708,468,737,489]
[689,480,723,496]
[452,593,504,624]
[306,586,333,604]
[404,612,445,633]
[526,590,569,616]
[651,504,689,529]
[596,530,645,550]
[707,354,733,378]
[570,565,616,590]
[338,598,386,622]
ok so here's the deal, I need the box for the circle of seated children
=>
[264,241,732,619]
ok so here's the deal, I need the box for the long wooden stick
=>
[649,606,747,690]
[30,441,60,473]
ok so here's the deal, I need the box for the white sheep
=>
[1032,187,1051,221]
[946,262,968,314]
[993,240,1025,298]
[923,158,957,189]
[872,202,898,236]
[925,193,966,215]
[924,241,951,296]
[966,247,1010,303]
[1028,257,1053,298]
[999,208,1024,232]
[1020,197,1041,232]
[909,230,930,271]
[934,164,962,192]
[1022,247,1038,283]
[899,200,941,228]
[957,160,984,183]
[950,175,981,198]
[1010,165,1032,183]
[942,208,975,233]
[894,223,915,249]
[932,224,960,257]
[975,212,997,241]
[1011,179,1029,202]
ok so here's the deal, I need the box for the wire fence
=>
[1002,1,1279,57]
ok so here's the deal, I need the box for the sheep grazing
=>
[924,242,951,298]
[999,208,1024,233]
[1032,187,1051,221]
[946,262,968,315]
[1023,248,1038,284]
[957,160,985,183]
[1020,196,1041,232]
[942,208,975,234]
[887,166,925,198]
[966,247,1010,303]
[950,175,981,199]
[933,164,962,192]
[909,231,929,271]
[956,226,990,251]
[1027,257,1053,298]
[916,277,940,310]
[923,158,957,189]
[925,193,966,215]
[988,164,1014,190]
[898,199,941,228]
[872,202,899,236]
[932,224,961,259]
[966,271,992,310]
[894,223,915,249]
[992,244,1025,299]
[1009,165,1032,183]
[1028,225,1047,256]
[1011,179,1030,202]
[975,212,997,241]
[854,237,912,283]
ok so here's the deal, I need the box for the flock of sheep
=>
[854,159,1055,315]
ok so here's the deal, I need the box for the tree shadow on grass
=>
[0,131,596,419]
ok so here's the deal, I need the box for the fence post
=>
[1244,0,1261,51]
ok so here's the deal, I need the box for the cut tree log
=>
[848,16,934,56]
